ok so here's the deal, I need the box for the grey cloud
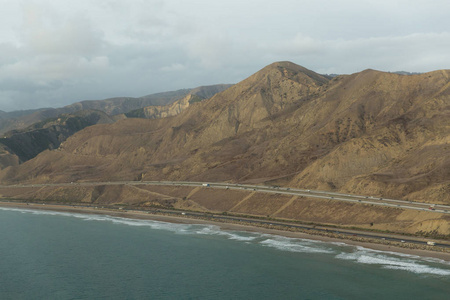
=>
[261,32,450,74]
[0,78,63,93]
[1,55,110,83]
[22,12,104,56]
[1,0,450,112]
[0,43,22,67]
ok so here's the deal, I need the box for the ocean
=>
[0,207,449,300]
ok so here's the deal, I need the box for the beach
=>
[1,200,449,262]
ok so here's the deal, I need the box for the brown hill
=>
[1,62,449,205]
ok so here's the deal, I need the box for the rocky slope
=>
[0,110,116,168]
[125,84,233,119]
[1,62,449,206]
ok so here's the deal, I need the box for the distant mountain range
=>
[0,84,233,135]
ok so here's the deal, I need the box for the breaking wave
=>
[194,226,259,241]
[336,247,450,276]
[259,236,335,254]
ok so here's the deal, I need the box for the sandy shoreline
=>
[1,201,450,262]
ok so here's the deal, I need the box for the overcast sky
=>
[1,0,449,111]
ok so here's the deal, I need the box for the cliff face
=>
[1,62,449,205]
[124,84,234,119]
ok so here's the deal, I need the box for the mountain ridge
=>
[1,62,449,202]
[0,84,233,135]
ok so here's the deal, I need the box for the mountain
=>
[0,85,233,169]
[0,110,116,168]
[0,108,49,135]
[125,84,233,119]
[0,61,449,236]
[125,94,203,119]
[0,84,232,135]
[2,62,448,200]
[0,61,329,181]
[0,108,46,120]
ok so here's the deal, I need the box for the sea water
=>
[0,207,449,300]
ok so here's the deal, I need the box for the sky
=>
[1,0,450,112]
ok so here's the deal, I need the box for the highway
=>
[2,180,450,214]
[1,180,449,249]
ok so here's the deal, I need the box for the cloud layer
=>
[1,0,449,111]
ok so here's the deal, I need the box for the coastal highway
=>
[2,180,450,215]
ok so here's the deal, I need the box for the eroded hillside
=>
[0,110,116,168]
[1,62,449,206]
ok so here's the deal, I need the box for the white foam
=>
[336,248,450,276]
[0,206,29,213]
[260,236,335,254]
[194,226,258,241]
[0,206,78,218]
[91,216,198,234]
[351,245,450,266]
[0,206,196,233]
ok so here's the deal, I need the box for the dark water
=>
[0,207,449,300]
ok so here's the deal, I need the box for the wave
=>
[194,226,259,241]
[259,236,336,254]
[0,206,79,218]
[351,246,450,266]
[336,248,450,276]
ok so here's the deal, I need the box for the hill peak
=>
[247,61,329,87]
[263,61,316,74]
